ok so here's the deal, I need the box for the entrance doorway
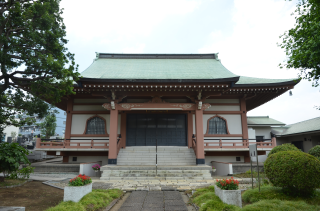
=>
[126,114,187,146]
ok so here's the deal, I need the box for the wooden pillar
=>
[240,98,249,162]
[108,108,118,164]
[120,112,127,149]
[195,107,205,165]
[240,98,248,142]
[64,97,73,142]
[187,112,193,148]
[272,137,277,147]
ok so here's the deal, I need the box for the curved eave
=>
[234,79,300,88]
[77,76,240,84]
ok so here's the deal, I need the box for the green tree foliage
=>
[38,113,56,139]
[268,143,300,157]
[308,145,320,160]
[279,0,320,87]
[264,151,320,196]
[0,0,79,137]
[0,142,30,178]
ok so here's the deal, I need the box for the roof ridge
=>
[286,116,320,127]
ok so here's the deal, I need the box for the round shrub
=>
[264,151,320,195]
[267,143,300,157]
[308,145,320,160]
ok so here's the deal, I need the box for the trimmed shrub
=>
[268,143,300,157]
[264,151,320,195]
[309,145,320,160]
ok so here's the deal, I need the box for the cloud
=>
[122,44,146,53]
[198,0,297,79]
[198,0,320,124]
[60,0,200,42]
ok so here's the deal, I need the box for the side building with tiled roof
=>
[272,117,320,152]
[33,53,299,178]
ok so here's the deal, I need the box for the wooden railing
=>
[192,134,197,155]
[36,138,109,149]
[204,139,275,149]
[117,134,122,154]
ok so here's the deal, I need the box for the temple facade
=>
[35,53,299,167]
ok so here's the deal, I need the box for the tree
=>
[38,113,56,139]
[0,142,30,178]
[0,0,79,138]
[279,0,320,87]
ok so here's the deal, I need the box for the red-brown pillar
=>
[272,137,277,147]
[187,112,193,148]
[108,108,119,164]
[65,98,73,141]
[240,98,249,162]
[240,98,248,142]
[120,112,127,149]
[195,106,205,165]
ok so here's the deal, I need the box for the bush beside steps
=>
[46,189,123,211]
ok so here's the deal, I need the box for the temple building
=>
[35,53,299,178]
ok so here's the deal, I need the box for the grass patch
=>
[242,185,320,206]
[190,185,320,211]
[46,189,123,211]
[241,199,320,211]
[0,179,26,187]
[190,186,240,211]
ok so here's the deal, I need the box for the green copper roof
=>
[247,116,286,126]
[81,58,237,80]
[79,53,298,85]
[272,117,320,136]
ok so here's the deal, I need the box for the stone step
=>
[100,176,212,180]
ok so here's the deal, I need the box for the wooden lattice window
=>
[208,117,228,134]
[85,117,106,134]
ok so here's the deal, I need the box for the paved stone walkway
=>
[118,191,188,211]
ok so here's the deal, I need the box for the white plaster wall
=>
[252,127,272,139]
[74,99,108,103]
[248,128,256,142]
[203,114,242,134]
[206,105,240,111]
[73,105,106,111]
[205,156,244,165]
[204,99,239,103]
[71,114,121,134]
[69,156,108,166]
[275,134,317,152]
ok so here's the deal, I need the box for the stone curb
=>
[42,179,71,190]
[187,193,200,211]
[0,179,30,189]
[103,191,126,211]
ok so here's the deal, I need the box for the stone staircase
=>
[116,146,196,166]
[100,146,212,180]
[100,165,212,180]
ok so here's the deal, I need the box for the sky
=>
[60,0,319,125]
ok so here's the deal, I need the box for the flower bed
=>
[64,174,92,202]
[215,177,242,207]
